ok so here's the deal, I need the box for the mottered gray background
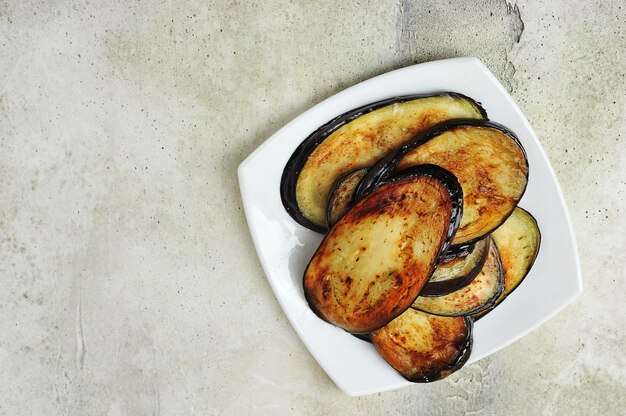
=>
[1,1,624,414]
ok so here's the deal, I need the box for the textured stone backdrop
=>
[1,1,624,414]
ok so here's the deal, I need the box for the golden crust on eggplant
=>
[397,125,528,245]
[371,308,472,382]
[303,174,453,334]
[296,96,485,228]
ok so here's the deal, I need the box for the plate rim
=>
[238,56,582,396]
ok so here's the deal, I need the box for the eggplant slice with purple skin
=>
[440,240,476,263]
[420,238,490,296]
[356,119,529,248]
[326,168,368,229]
[474,207,541,319]
[412,237,504,317]
[371,308,473,382]
[281,93,487,233]
[303,165,462,334]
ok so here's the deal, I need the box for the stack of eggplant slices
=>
[280,93,541,383]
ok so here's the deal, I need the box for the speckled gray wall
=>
[0,1,624,415]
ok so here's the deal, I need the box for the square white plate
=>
[237,57,582,396]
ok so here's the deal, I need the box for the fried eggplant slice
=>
[412,238,504,316]
[281,94,487,232]
[371,308,472,382]
[303,165,462,334]
[475,207,541,318]
[420,238,489,296]
[326,168,368,228]
[357,119,528,247]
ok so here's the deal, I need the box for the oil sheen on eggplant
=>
[475,207,541,318]
[281,93,487,232]
[412,238,504,316]
[371,308,472,382]
[326,168,368,228]
[356,119,528,247]
[303,165,462,334]
[440,241,476,263]
[420,238,489,296]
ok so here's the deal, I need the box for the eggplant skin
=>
[352,333,372,343]
[356,119,529,247]
[440,241,475,263]
[420,238,489,297]
[303,165,462,334]
[326,168,368,229]
[412,237,505,316]
[475,207,541,318]
[371,308,473,383]
[281,93,487,233]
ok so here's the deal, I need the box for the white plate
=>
[237,57,582,396]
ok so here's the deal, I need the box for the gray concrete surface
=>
[1,0,624,414]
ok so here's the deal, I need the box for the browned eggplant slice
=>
[326,168,368,228]
[412,238,504,316]
[281,94,487,232]
[356,119,528,247]
[420,238,489,296]
[371,308,472,382]
[475,207,541,318]
[303,165,463,334]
